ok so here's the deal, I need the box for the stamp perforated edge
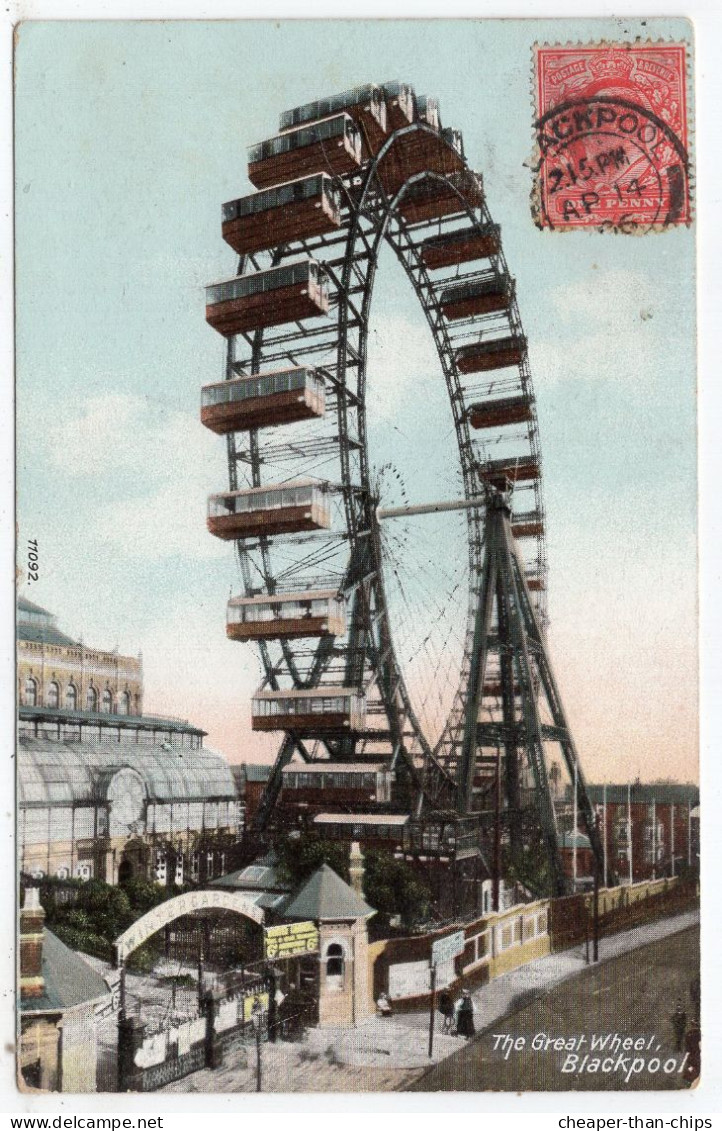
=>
[528,37,695,233]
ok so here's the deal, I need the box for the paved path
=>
[313,909,700,1070]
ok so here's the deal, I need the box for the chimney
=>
[349,841,364,899]
[20,887,45,999]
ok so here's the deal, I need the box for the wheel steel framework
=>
[206,87,550,837]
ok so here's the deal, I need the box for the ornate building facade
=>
[18,596,144,717]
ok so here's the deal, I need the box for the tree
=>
[33,875,180,962]
[362,849,431,929]
[121,875,170,917]
[274,834,431,929]
[78,880,134,938]
[274,833,350,887]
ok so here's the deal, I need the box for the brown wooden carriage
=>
[201,367,325,434]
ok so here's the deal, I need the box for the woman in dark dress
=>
[456,989,476,1039]
[438,990,454,1033]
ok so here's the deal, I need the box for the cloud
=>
[92,482,227,561]
[36,390,229,561]
[528,269,683,392]
[140,599,279,762]
[546,269,659,329]
[44,392,212,482]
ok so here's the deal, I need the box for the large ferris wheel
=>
[201,83,601,896]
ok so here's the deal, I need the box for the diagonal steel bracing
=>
[458,481,602,895]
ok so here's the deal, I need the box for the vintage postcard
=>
[14,18,698,1098]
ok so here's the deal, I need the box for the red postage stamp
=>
[533,43,691,231]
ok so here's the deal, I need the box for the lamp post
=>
[427,964,437,1059]
[250,997,263,1093]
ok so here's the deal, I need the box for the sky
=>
[14,17,697,783]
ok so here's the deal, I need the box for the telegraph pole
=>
[197,934,205,1011]
[627,783,633,885]
[493,743,502,912]
[572,758,578,890]
[593,812,600,963]
[602,783,608,888]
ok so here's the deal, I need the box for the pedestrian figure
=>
[376,992,393,1018]
[438,990,454,1034]
[456,989,476,1039]
[670,999,687,1051]
[682,1019,701,1087]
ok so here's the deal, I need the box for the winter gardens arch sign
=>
[113,890,265,964]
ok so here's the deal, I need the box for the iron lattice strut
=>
[456,480,603,894]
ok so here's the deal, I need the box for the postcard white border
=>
[1,0,719,1119]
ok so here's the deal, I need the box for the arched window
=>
[118,691,130,716]
[46,681,59,709]
[24,677,37,707]
[326,943,344,978]
[102,689,113,714]
[86,686,98,712]
[65,683,77,710]
[134,694,141,715]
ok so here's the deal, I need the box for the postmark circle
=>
[534,96,690,232]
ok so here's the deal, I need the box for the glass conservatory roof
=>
[18,740,237,806]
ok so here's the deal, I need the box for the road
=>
[408,925,699,1092]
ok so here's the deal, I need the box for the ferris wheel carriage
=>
[221,174,342,256]
[468,393,532,430]
[397,170,483,225]
[279,84,388,156]
[381,81,416,130]
[201,367,325,434]
[251,687,366,734]
[421,223,500,269]
[455,333,527,373]
[440,273,514,320]
[226,589,346,642]
[280,763,394,807]
[511,510,545,539]
[205,259,330,337]
[312,812,410,851]
[480,455,540,487]
[379,123,466,196]
[405,816,480,857]
[247,113,363,189]
[525,570,546,592]
[207,479,331,541]
[415,95,441,131]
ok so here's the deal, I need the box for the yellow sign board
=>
[264,920,319,960]
[242,991,269,1022]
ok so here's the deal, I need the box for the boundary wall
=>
[369,876,698,1012]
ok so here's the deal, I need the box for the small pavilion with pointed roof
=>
[282,863,375,922]
[282,862,376,1028]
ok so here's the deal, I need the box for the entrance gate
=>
[114,890,270,1092]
